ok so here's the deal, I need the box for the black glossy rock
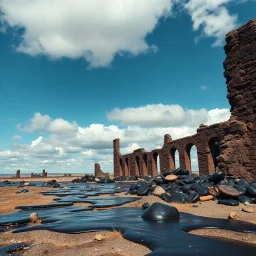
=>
[142,202,150,209]
[169,192,186,204]
[154,177,164,185]
[187,192,200,203]
[218,199,239,206]
[162,169,175,176]
[178,175,188,180]
[184,175,196,184]
[233,185,246,196]
[238,196,253,204]
[208,171,225,183]
[237,179,249,188]
[174,168,190,176]
[137,184,148,196]
[146,190,152,196]
[178,180,185,186]
[182,184,192,193]
[21,189,29,193]
[161,193,171,203]
[141,202,179,221]
[246,184,256,197]
[195,185,209,196]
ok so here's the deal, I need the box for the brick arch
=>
[152,151,160,176]
[168,147,180,169]
[184,142,199,172]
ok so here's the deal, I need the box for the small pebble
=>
[242,207,254,213]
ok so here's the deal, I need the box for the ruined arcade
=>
[113,19,256,181]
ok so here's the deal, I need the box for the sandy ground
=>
[0,174,84,183]
[0,186,255,256]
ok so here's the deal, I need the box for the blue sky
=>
[0,0,255,174]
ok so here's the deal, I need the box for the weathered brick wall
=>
[94,163,105,176]
[220,19,256,180]
[113,19,256,180]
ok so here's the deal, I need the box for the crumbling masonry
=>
[113,19,256,181]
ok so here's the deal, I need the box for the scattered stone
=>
[229,211,239,220]
[242,207,254,213]
[218,185,240,198]
[29,213,39,223]
[165,174,178,181]
[141,202,179,221]
[137,184,148,196]
[153,186,165,196]
[187,192,200,203]
[238,195,253,204]
[94,234,104,241]
[218,199,239,206]
[200,195,213,201]
[208,186,219,196]
[142,202,150,209]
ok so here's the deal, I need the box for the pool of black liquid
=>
[0,182,255,256]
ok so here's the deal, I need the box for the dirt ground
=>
[0,185,255,256]
[0,174,84,183]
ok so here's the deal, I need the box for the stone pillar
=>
[16,170,20,178]
[113,139,121,176]
[220,19,256,180]
[94,163,105,176]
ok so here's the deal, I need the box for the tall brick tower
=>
[113,139,121,176]
[219,19,256,180]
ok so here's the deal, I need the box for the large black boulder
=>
[141,202,179,221]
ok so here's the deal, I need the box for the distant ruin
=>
[94,163,105,176]
[31,169,47,178]
[112,19,256,181]
[16,170,20,178]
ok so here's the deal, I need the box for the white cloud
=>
[107,104,230,128]
[185,0,238,46]
[17,113,51,132]
[12,135,22,140]
[0,0,174,68]
[0,0,245,67]
[200,85,208,90]
[0,105,230,173]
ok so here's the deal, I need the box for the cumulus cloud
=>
[107,104,230,128]
[0,105,230,173]
[0,0,245,67]
[185,0,238,46]
[17,113,51,132]
[0,0,174,68]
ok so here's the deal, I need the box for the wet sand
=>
[0,184,255,256]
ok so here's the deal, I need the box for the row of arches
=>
[118,137,220,176]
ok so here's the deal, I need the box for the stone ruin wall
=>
[94,163,105,176]
[112,19,256,181]
[31,169,48,178]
